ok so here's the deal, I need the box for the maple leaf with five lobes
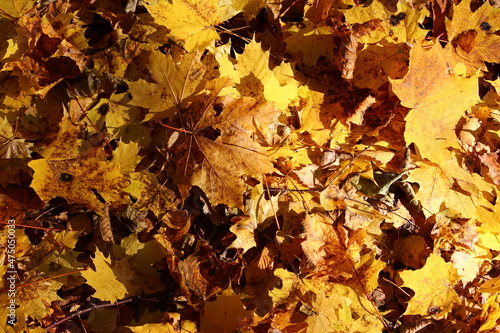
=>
[406,158,492,219]
[216,38,299,110]
[81,250,140,303]
[390,41,480,164]
[163,94,280,209]
[399,253,460,316]
[144,0,263,52]
[127,49,207,122]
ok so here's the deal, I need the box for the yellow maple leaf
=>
[284,20,336,67]
[29,157,131,216]
[127,49,207,122]
[445,0,500,42]
[343,0,429,44]
[477,294,500,333]
[270,269,383,332]
[477,201,500,251]
[81,250,138,303]
[391,41,480,164]
[399,253,460,316]
[144,0,261,52]
[296,86,350,146]
[451,251,483,285]
[111,140,142,173]
[0,0,34,19]
[405,158,491,218]
[216,38,299,109]
[200,290,254,332]
[14,279,63,319]
[303,280,383,332]
[353,40,410,91]
[123,322,195,333]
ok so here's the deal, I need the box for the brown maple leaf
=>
[162,93,281,209]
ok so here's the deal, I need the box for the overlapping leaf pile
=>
[1,0,500,332]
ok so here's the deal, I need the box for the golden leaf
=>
[391,41,480,164]
[399,253,460,316]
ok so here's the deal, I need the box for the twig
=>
[44,296,137,331]
[323,143,372,190]
[17,266,89,290]
[263,175,280,230]
[0,221,71,232]
[63,80,113,151]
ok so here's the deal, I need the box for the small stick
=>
[158,119,193,134]
[263,175,280,230]
[323,143,372,190]
[382,277,411,297]
[64,80,113,151]
[16,266,89,290]
[44,296,137,331]
[0,221,72,232]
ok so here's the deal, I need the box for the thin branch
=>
[0,221,72,232]
[44,296,137,331]
[17,266,89,290]
[64,80,113,151]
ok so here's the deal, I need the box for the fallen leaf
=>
[391,41,480,164]
[144,0,258,52]
[200,290,255,333]
[169,95,280,208]
[81,250,136,303]
[399,253,460,316]
[127,49,207,122]
[29,157,131,216]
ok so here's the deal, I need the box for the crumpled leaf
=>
[229,184,278,252]
[478,151,500,185]
[300,212,355,278]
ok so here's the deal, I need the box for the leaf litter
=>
[0,0,500,332]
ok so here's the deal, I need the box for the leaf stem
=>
[158,119,193,134]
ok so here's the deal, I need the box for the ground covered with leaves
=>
[1,0,500,332]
